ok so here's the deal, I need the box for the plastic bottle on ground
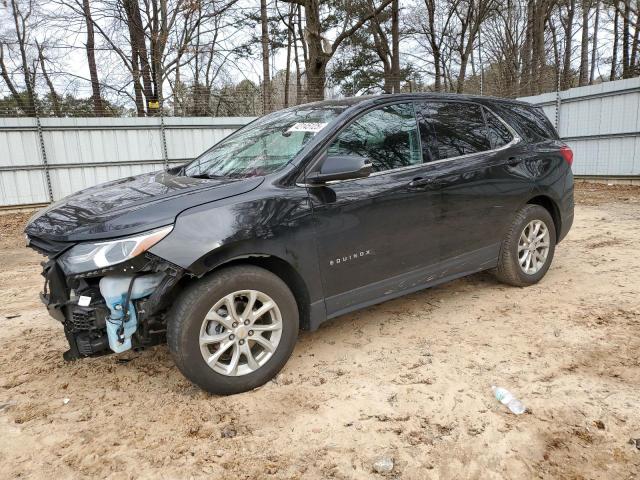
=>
[491,385,526,415]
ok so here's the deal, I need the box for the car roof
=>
[302,92,534,110]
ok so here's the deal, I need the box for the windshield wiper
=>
[189,173,226,179]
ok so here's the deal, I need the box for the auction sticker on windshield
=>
[287,122,327,134]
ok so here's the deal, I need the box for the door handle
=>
[408,177,434,188]
[507,156,519,166]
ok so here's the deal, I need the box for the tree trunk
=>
[578,0,590,86]
[521,0,534,95]
[561,0,576,90]
[307,58,327,102]
[589,1,599,84]
[174,59,181,116]
[83,0,104,115]
[382,64,392,93]
[292,8,303,105]
[433,49,442,92]
[630,3,640,73]
[622,0,630,78]
[0,44,29,113]
[425,0,441,91]
[295,5,307,103]
[532,0,547,94]
[457,50,470,93]
[610,6,619,80]
[391,0,400,92]
[284,5,293,108]
[549,18,560,74]
[131,51,145,116]
[124,0,155,114]
[37,45,62,117]
[303,2,326,101]
[260,0,271,113]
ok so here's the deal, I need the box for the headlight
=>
[59,225,173,274]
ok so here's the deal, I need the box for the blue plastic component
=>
[99,274,165,353]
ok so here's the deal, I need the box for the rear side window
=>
[416,102,490,161]
[483,108,513,149]
[328,103,421,172]
[492,103,558,141]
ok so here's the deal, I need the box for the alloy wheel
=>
[518,219,550,275]
[199,290,283,376]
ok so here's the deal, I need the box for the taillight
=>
[560,145,573,167]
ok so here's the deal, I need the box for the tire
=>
[494,204,556,287]
[167,265,299,395]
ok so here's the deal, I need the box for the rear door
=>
[308,102,442,316]
[415,101,532,268]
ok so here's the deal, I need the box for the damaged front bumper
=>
[38,252,183,361]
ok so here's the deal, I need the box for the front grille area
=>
[66,304,108,334]
[69,308,97,332]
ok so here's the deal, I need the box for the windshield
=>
[183,104,347,178]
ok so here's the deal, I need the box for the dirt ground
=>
[1,182,639,479]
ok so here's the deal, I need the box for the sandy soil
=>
[1,183,639,479]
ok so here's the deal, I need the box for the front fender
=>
[148,185,324,305]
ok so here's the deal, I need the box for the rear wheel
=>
[494,204,556,287]
[167,265,299,394]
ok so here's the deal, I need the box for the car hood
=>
[25,170,264,242]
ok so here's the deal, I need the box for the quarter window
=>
[416,102,491,161]
[327,103,421,173]
[483,108,513,149]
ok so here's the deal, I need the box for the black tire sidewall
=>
[508,206,556,285]
[168,266,299,395]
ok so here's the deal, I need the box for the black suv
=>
[25,94,574,394]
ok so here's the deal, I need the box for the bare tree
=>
[579,0,591,85]
[0,0,37,114]
[1,0,639,117]
[560,0,577,89]
[611,2,619,79]
[589,1,600,83]
[260,0,271,113]
[35,41,61,116]
[629,0,640,75]
[82,0,104,114]
[391,0,400,92]
[414,0,459,91]
[281,0,394,101]
[453,0,496,93]
[364,0,402,93]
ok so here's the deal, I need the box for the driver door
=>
[307,102,442,317]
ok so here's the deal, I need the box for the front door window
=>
[327,103,422,172]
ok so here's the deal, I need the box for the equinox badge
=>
[329,250,372,266]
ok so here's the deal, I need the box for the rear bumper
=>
[557,173,574,243]
[557,209,574,243]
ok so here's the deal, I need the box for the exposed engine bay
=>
[38,248,184,361]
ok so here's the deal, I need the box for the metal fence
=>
[0,117,253,207]
[519,76,640,177]
[1,77,639,208]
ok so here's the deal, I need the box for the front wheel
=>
[494,204,557,287]
[167,265,299,395]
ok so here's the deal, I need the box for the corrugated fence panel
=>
[0,118,50,205]
[519,77,640,177]
[0,117,252,206]
[0,169,49,205]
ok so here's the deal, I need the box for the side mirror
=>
[306,154,373,185]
